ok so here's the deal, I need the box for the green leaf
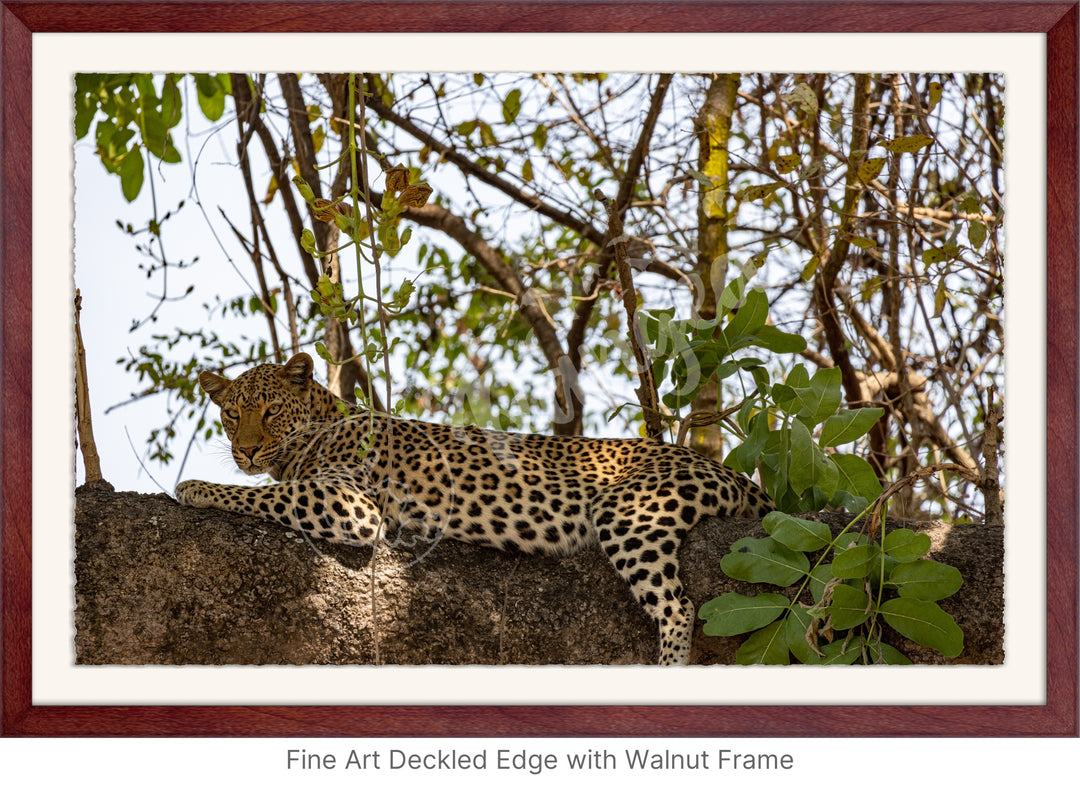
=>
[887,560,963,601]
[831,453,883,502]
[820,407,884,446]
[752,325,807,354]
[741,181,784,202]
[118,147,145,202]
[785,608,822,664]
[785,366,842,426]
[832,543,881,579]
[864,639,913,664]
[878,598,963,657]
[819,637,864,664]
[194,73,226,121]
[721,537,809,586]
[532,124,548,150]
[928,81,943,111]
[501,88,523,124]
[856,156,886,183]
[764,512,831,552]
[735,620,790,665]
[723,287,769,339]
[788,418,838,498]
[808,562,833,603]
[728,410,770,474]
[699,592,790,637]
[968,220,986,250]
[882,134,934,153]
[882,528,931,562]
[774,153,801,174]
[922,247,947,265]
[829,583,870,629]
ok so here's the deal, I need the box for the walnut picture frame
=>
[1,0,1076,737]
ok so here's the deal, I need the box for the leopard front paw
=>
[175,480,218,508]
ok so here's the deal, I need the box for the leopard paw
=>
[175,480,217,508]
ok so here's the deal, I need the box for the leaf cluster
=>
[701,519,965,664]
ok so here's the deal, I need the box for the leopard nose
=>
[237,445,260,461]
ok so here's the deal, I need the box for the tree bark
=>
[75,487,1003,666]
[691,74,740,460]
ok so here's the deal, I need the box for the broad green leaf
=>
[735,620,790,665]
[785,608,822,664]
[764,511,831,552]
[808,562,833,603]
[832,543,881,579]
[752,325,807,354]
[787,366,842,426]
[819,637,864,664]
[801,255,820,281]
[865,639,913,664]
[721,536,809,586]
[194,73,226,121]
[882,134,934,153]
[788,418,838,498]
[831,489,869,514]
[784,364,810,389]
[882,528,931,562]
[878,598,963,657]
[728,411,770,474]
[699,592,789,636]
[832,453,883,502]
[829,583,870,630]
[118,147,145,202]
[161,74,183,128]
[820,407,884,446]
[723,287,769,339]
[887,560,963,601]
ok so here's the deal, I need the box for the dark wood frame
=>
[1,1,1076,737]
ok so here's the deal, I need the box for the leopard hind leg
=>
[591,486,696,665]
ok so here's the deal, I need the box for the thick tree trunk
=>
[75,486,1003,665]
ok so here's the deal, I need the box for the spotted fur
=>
[176,352,773,664]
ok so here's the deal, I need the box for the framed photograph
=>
[2,1,1076,738]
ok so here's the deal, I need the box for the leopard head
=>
[199,352,328,476]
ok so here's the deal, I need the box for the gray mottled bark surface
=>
[74,483,1003,665]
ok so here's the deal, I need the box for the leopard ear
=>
[199,371,232,406]
[280,352,314,390]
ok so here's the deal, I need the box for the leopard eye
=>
[223,408,239,421]
[266,402,282,417]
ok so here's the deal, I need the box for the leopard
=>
[175,352,774,664]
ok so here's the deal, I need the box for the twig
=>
[595,189,663,437]
[981,388,1004,524]
[74,290,104,483]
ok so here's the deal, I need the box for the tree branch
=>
[400,201,580,434]
[363,77,604,246]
